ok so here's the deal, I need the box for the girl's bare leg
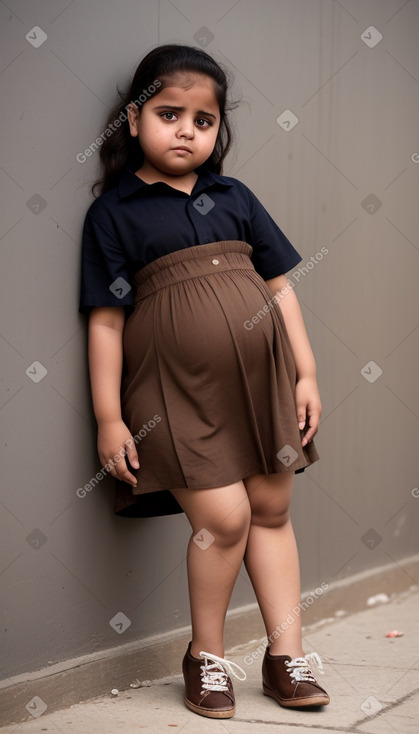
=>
[170,481,251,659]
[243,472,304,658]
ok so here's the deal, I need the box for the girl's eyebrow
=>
[152,104,217,120]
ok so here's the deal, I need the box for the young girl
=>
[79,44,329,720]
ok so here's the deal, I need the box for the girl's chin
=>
[144,158,205,178]
[160,164,200,177]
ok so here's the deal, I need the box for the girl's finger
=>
[115,458,138,487]
[100,455,137,487]
[125,438,140,470]
[296,406,307,431]
[301,414,320,446]
[302,429,315,446]
[99,455,115,476]
[104,461,119,479]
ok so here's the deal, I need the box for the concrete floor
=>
[1,587,418,733]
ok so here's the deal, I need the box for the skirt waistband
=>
[133,241,254,301]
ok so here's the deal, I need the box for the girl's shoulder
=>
[218,174,266,216]
[84,181,120,224]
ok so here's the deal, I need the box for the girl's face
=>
[127,74,220,182]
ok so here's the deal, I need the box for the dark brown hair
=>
[92,44,237,196]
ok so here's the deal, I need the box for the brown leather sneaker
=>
[262,648,330,708]
[182,642,247,718]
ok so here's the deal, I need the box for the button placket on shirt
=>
[188,193,216,245]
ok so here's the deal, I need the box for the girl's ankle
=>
[190,642,225,659]
[268,643,304,658]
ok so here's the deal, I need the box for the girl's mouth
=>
[172,146,193,153]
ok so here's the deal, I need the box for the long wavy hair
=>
[92,44,237,196]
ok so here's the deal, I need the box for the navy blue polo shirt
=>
[79,164,302,314]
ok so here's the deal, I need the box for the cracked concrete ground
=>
[1,587,418,733]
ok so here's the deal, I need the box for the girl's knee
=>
[214,502,251,546]
[192,501,251,549]
[250,503,290,529]
[245,473,293,529]
[173,482,251,547]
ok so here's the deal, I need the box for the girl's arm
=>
[88,307,139,486]
[265,274,322,447]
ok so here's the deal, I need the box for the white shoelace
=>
[199,651,247,694]
[286,652,325,683]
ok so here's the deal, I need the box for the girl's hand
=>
[295,376,322,447]
[97,420,140,487]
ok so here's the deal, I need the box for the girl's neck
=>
[135,165,198,195]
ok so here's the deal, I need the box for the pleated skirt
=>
[114,241,319,517]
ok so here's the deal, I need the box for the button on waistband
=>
[212,259,220,265]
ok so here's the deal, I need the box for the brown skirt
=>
[114,241,319,517]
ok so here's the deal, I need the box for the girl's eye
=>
[196,118,211,128]
[161,112,177,121]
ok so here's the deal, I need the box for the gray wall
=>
[1,0,418,681]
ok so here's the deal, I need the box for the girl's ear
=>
[126,103,140,137]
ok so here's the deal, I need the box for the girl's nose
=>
[176,118,194,139]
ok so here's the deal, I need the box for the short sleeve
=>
[79,207,134,315]
[247,188,302,279]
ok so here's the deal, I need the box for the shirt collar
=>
[118,163,233,199]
